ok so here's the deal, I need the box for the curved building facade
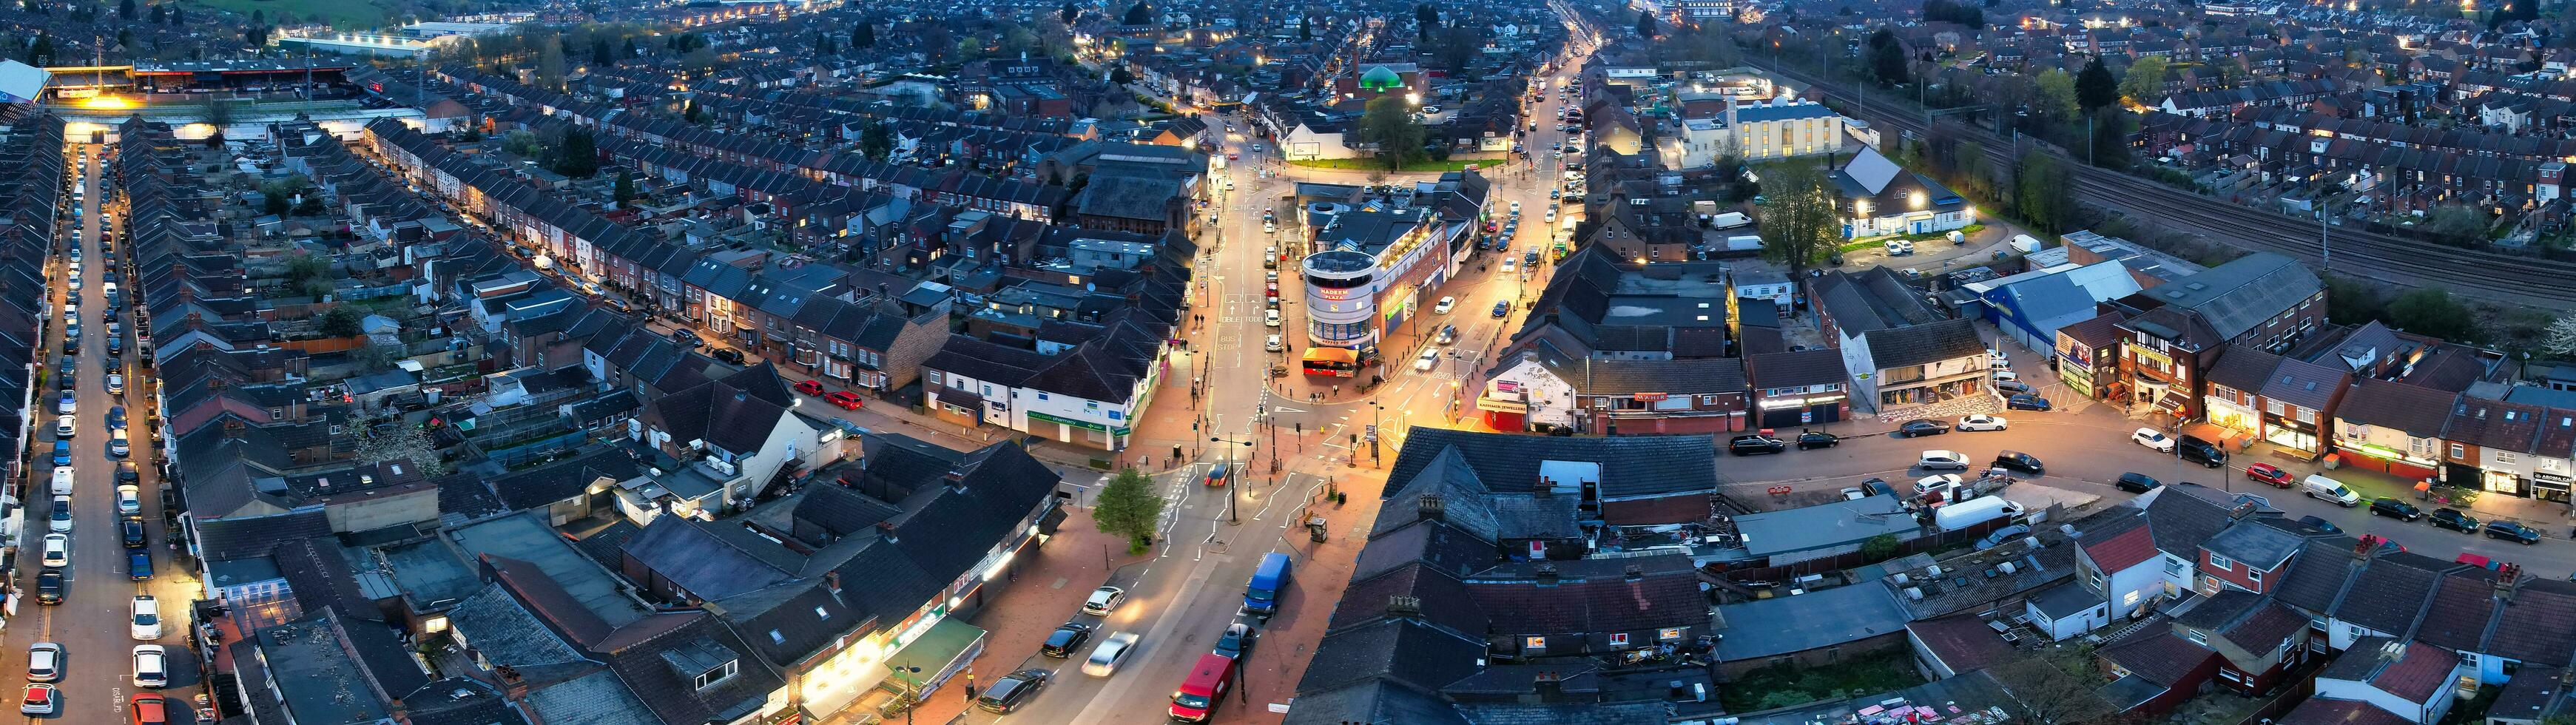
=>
[1298,203,1458,351]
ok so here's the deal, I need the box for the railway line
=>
[1753,58,2576,308]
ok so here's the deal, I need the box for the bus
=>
[1300,346,1360,378]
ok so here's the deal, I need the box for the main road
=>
[6,143,201,722]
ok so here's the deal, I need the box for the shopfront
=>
[2262,416,2321,455]
[2206,399,2259,438]
[2536,471,2572,503]
[1756,394,1846,428]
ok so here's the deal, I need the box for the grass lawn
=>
[1287,158,1494,173]
[192,0,390,28]
[1719,650,1925,713]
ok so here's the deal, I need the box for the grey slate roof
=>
[1279,681,1469,725]
[2261,357,2351,411]
[2204,345,2285,394]
[2140,252,2321,340]
[1372,446,1502,542]
[1861,317,1986,369]
[2336,379,2461,435]
[1386,428,1716,500]
[1747,348,1850,391]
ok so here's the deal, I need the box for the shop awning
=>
[1302,346,1358,365]
[2154,390,2190,414]
[882,618,988,697]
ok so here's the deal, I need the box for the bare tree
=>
[354,425,450,479]
[1988,658,2114,724]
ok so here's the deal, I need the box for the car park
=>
[1082,633,1139,676]
[2245,463,2293,488]
[2370,497,2424,521]
[2486,520,2542,544]
[2131,428,2177,453]
[1897,419,1949,437]
[974,670,1052,713]
[1082,586,1127,616]
[1796,431,1840,449]
[2005,394,2052,411]
[1955,415,2008,432]
[1992,451,2045,474]
[1727,435,1787,455]
[1917,450,1971,471]
[2430,508,2481,533]
[1039,622,1095,658]
[2116,472,2162,493]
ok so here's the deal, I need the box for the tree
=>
[1435,23,1483,76]
[854,21,874,49]
[1299,16,1312,41]
[2118,55,2168,104]
[1060,1,1076,23]
[318,305,365,337]
[2075,55,2120,114]
[203,96,235,127]
[1867,27,1907,87]
[2423,204,2492,246]
[1755,161,1840,275]
[1415,4,1437,41]
[2014,152,2077,233]
[1123,1,1152,25]
[591,37,613,67]
[501,129,544,158]
[1989,659,2116,724]
[1636,10,1657,38]
[1093,467,1164,553]
[2387,287,2481,342]
[354,423,451,479]
[859,121,894,161]
[2546,315,2576,358]
[536,34,567,91]
[147,4,162,24]
[23,32,50,64]
[118,0,132,18]
[2088,109,2133,170]
[681,98,704,123]
[547,126,599,178]
[1109,62,1133,85]
[1358,95,1426,169]
[1861,533,1900,560]
[613,169,637,205]
[2032,68,2079,121]
[622,36,638,60]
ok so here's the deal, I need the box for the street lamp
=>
[891,665,925,725]
[1210,436,1252,523]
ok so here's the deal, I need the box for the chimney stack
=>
[2497,563,2523,601]
[824,570,843,594]
[1534,670,1565,700]
[1386,595,1420,618]
[496,665,529,701]
[944,468,968,490]
[2355,536,2381,562]
[1417,493,1446,522]
[876,521,898,543]
[1623,564,1645,582]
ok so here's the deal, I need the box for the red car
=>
[1227,152,1239,160]
[824,391,865,410]
[2245,462,2293,488]
[794,380,825,397]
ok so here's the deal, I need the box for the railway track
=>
[1753,58,2576,308]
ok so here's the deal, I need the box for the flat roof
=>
[1712,584,1911,660]
[1729,496,1920,557]
[446,513,644,629]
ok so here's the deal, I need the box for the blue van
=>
[1241,552,1292,618]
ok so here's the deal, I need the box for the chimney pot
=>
[1417,493,1446,522]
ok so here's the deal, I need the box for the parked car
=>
[1796,431,1840,449]
[2005,394,2052,411]
[2115,472,2162,493]
[2369,497,2424,521]
[131,644,167,688]
[35,570,61,604]
[823,391,865,410]
[794,380,825,397]
[1897,419,1949,438]
[1955,414,2008,432]
[974,670,1052,714]
[1991,451,2045,474]
[2177,436,2228,468]
[1916,451,1972,471]
[1491,300,1511,317]
[2131,428,2177,453]
[2430,508,2481,533]
[1433,296,1455,314]
[1839,488,1869,501]
[2245,462,2294,488]
[18,684,54,715]
[2297,516,2341,534]
[25,643,61,682]
[1727,435,1787,456]
[710,348,746,365]
[1081,586,1128,616]
[1041,622,1096,658]
[2486,520,2543,545]
[1214,622,1258,659]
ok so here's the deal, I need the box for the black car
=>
[2429,508,2481,533]
[1993,380,2034,396]
[2115,472,2161,493]
[1897,419,1949,438]
[115,459,138,484]
[974,670,1052,714]
[35,569,62,604]
[121,519,146,549]
[1727,435,1787,456]
[2297,516,2341,534]
[2486,520,2543,545]
[711,348,746,365]
[1796,431,1841,450]
[1039,621,1095,658]
[1992,451,2045,474]
[2177,436,2228,468]
[1214,622,1258,659]
[2369,497,2424,521]
[2006,394,2053,411]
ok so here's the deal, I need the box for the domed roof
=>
[1360,65,1403,90]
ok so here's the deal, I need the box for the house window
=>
[1660,627,1685,641]
[1038,392,1050,401]
[2185,629,2209,646]
[2266,399,2285,415]
[1524,636,1546,651]
[2083,566,2105,592]
[2498,451,2518,465]
[693,659,740,689]
[1609,633,1629,647]
[2452,442,2468,459]
[2347,624,2366,639]
[2248,569,2263,586]
[2209,553,2234,571]
[2297,408,2316,424]
[768,630,785,645]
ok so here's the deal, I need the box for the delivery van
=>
[1167,652,1235,722]
[1241,552,1292,618]
[2302,474,2362,507]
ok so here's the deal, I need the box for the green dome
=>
[1360,65,1403,91]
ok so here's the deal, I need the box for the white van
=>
[50,466,73,496]
[2301,474,2361,508]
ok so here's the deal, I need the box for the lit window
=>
[1609,633,1629,647]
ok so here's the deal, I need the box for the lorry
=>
[1933,496,2020,532]
[1706,212,1751,229]
[1241,552,1292,618]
